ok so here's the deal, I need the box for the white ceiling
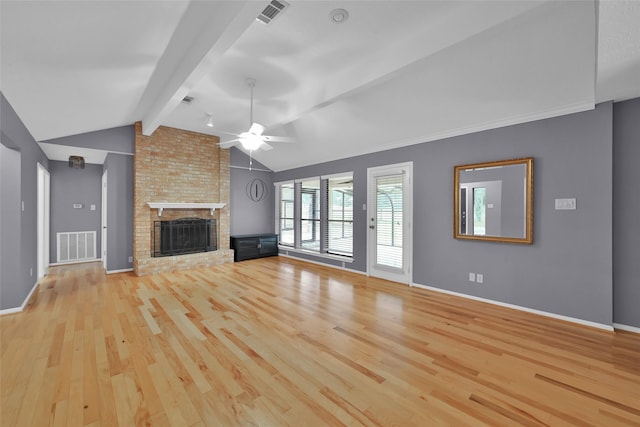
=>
[38,142,109,165]
[1,1,639,171]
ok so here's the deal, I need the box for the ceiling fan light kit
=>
[239,132,264,151]
[218,78,294,155]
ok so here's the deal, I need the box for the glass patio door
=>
[367,163,413,284]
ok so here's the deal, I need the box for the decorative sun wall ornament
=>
[246,178,268,202]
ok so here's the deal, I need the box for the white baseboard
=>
[412,282,614,332]
[49,259,100,267]
[278,253,366,275]
[0,280,39,316]
[106,268,134,275]
[613,323,640,334]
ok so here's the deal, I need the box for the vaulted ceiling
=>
[2,1,639,171]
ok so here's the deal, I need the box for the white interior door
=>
[37,163,50,279]
[367,162,413,284]
[101,170,108,270]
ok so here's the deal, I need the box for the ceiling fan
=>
[218,78,293,152]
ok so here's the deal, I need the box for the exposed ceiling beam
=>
[138,1,265,136]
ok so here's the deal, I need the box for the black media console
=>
[230,234,278,262]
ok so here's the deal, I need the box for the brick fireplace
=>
[133,122,233,276]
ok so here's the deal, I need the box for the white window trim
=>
[275,181,296,247]
[294,176,320,184]
[321,172,353,180]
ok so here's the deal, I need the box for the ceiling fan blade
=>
[259,142,274,151]
[218,139,240,148]
[262,135,294,143]
[249,122,265,135]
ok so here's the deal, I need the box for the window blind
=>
[300,179,320,251]
[375,174,403,269]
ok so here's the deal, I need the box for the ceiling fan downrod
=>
[247,77,256,128]
[247,77,256,171]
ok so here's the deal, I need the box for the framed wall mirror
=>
[454,157,533,244]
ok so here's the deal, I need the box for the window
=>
[279,182,294,246]
[473,187,486,236]
[327,176,353,256]
[276,173,353,258]
[300,179,320,251]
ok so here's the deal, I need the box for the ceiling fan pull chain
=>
[249,150,253,171]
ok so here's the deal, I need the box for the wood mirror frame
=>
[454,157,533,244]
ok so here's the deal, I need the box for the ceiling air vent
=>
[257,0,289,25]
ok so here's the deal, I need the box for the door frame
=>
[366,162,413,284]
[101,169,108,270]
[37,162,50,280]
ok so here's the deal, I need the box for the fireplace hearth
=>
[153,217,217,257]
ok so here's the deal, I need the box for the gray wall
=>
[1,145,22,308]
[49,161,102,263]
[613,98,640,328]
[0,92,49,310]
[104,153,134,272]
[40,125,134,272]
[230,148,275,236]
[274,103,614,326]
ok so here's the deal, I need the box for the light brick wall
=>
[133,122,233,276]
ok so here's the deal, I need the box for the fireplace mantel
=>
[147,202,226,217]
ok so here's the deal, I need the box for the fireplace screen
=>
[153,218,217,257]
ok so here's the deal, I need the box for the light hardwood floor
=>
[1,257,639,426]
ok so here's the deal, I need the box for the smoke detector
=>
[329,8,349,24]
[257,0,289,24]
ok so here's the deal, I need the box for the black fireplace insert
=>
[153,217,217,257]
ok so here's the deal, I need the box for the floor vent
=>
[57,231,97,263]
[257,0,289,24]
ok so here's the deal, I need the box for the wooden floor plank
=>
[1,258,639,426]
